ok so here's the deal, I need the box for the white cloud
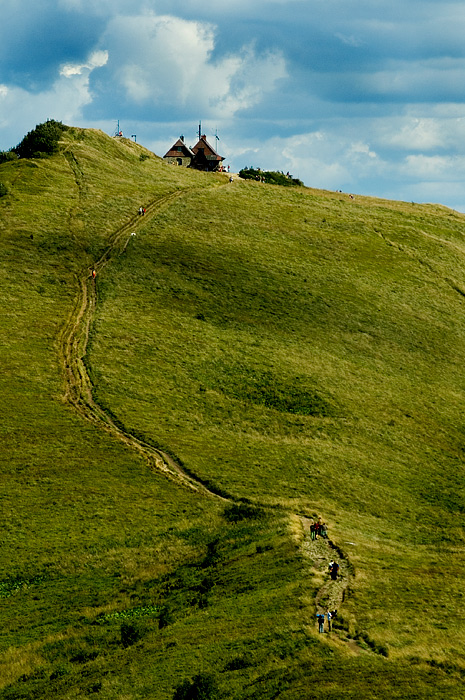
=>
[386,119,446,151]
[233,131,370,189]
[347,141,377,160]
[0,50,105,147]
[60,50,108,77]
[100,13,287,116]
[373,113,465,155]
[402,154,465,180]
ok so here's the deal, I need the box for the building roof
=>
[191,135,224,162]
[163,138,195,159]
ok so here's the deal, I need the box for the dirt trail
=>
[298,518,362,652]
[58,164,359,647]
[299,517,352,615]
[58,182,229,499]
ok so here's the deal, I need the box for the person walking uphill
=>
[317,613,325,633]
[326,610,332,632]
[329,561,340,581]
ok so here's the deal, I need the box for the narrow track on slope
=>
[57,170,358,648]
[58,185,229,499]
[302,526,352,613]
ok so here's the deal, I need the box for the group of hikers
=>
[310,518,342,633]
[316,609,338,633]
[310,518,328,540]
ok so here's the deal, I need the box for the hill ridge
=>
[2,126,465,698]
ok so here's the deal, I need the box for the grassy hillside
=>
[1,127,465,699]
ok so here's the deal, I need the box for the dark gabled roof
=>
[163,138,195,159]
[191,135,224,162]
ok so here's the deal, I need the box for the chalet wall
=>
[164,155,192,166]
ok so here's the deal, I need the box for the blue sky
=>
[2,0,465,210]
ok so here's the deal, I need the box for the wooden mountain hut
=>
[190,134,225,172]
[163,136,195,166]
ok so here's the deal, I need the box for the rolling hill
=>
[1,126,464,699]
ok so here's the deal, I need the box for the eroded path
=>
[58,185,229,499]
[299,517,352,615]
[58,174,359,649]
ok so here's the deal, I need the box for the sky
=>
[2,0,465,211]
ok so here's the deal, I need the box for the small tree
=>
[14,119,68,159]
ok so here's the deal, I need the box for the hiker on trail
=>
[317,613,325,634]
[326,610,332,632]
[310,522,315,540]
[320,522,328,539]
[330,561,340,581]
[313,520,321,539]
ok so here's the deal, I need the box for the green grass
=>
[1,127,465,698]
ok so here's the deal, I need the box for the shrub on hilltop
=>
[239,166,303,187]
[14,119,68,159]
[0,150,18,164]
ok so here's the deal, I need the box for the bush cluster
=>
[14,119,68,159]
[239,167,304,187]
[0,150,17,164]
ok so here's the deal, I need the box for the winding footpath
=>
[58,171,359,648]
[58,186,225,499]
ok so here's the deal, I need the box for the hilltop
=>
[1,126,465,699]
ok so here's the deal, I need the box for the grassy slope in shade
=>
[0,126,464,698]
